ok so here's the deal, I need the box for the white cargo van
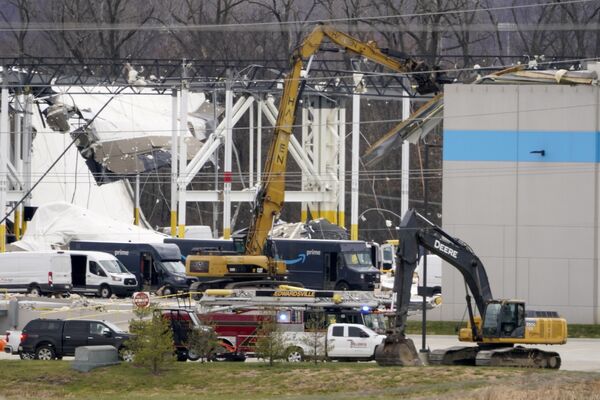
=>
[64,251,138,298]
[0,251,72,296]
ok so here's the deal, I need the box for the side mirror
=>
[102,329,112,338]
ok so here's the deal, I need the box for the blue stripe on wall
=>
[444,130,600,163]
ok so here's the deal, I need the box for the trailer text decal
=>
[273,290,316,297]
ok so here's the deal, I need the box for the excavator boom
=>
[244,26,441,256]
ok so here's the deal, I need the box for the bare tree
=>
[167,0,247,61]
[0,0,31,56]
[248,0,320,55]
[38,0,159,61]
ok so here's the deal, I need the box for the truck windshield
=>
[382,246,394,263]
[344,252,373,268]
[103,321,128,333]
[161,261,186,274]
[363,313,388,334]
[99,260,130,274]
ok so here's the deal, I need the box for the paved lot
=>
[2,335,599,372]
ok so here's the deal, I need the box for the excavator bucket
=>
[375,336,422,366]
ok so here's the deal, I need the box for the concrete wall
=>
[0,297,135,332]
[439,84,600,324]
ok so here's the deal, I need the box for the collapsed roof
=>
[43,87,222,182]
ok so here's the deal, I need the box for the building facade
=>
[440,84,600,324]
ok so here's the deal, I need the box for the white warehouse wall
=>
[438,84,600,324]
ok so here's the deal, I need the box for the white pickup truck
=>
[282,323,385,362]
[4,330,33,359]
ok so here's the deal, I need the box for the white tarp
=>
[10,202,166,251]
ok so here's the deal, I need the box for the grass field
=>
[1,360,599,400]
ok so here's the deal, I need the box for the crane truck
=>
[375,209,567,369]
[186,25,444,292]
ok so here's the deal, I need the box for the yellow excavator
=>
[187,26,444,290]
[376,209,567,368]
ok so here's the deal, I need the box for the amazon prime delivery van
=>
[0,251,72,296]
[165,238,380,291]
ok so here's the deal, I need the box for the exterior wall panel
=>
[441,84,600,324]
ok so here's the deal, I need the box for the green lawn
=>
[0,360,599,400]
[405,321,600,338]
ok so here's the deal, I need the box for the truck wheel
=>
[36,345,56,360]
[19,352,34,360]
[119,348,134,362]
[285,347,304,362]
[162,286,173,296]
[334,282,350,291]
[28,285,42,297]
[176,350,188,362]
[187,349,201,361]
[99,285,112,299]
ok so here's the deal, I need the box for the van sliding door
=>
[324,253,337,289]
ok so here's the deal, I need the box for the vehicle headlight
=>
[175,276,186,282]
[360,274,365,279]
[111,275,122,282]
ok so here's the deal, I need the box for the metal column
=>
[134,173,140,226]
[338,108,346,227]
[21,93,32,235]
[177,62,188,238]
[249,101,254,187]
[223,74,233,239]
[350,75,361,240]
[401,141,409,218]
[400,90,411,218]
[13,93,22,239]
[0,73,8,252]
[257,99,263,183]
[170,88,178,236]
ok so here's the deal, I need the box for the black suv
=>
[19,319,133,361]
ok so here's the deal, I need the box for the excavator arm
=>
[244,25,442,256]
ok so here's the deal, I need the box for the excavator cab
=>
[482,301,526,339]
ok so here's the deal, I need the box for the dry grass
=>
[0,361,599,400]
[438,372,600,400]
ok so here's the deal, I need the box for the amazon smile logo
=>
[280,254,307,265]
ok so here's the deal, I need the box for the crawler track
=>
[428,345,561,369]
